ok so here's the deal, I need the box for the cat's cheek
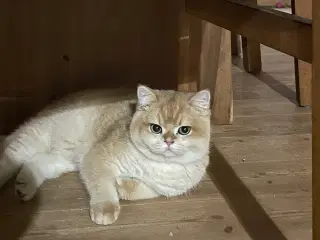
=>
[176,139,190,149]
[184,142,201,152]
[141,136,160,151]
[147,134,162,145]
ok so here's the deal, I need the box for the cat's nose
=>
[164,140,174,146]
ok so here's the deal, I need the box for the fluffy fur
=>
[0,85,211,225]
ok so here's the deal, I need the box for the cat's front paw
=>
[90,201,120,225]
[15,167,38,201]
[116,178,139,200]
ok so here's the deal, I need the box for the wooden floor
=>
[0,46,311,240]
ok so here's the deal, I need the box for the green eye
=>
[149,123,162,134]
[178,126,192,135]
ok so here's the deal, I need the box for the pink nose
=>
[164,140,174,146]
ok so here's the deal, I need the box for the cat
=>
[0,85,211,225]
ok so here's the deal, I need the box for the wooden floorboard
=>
[0,46,311,239]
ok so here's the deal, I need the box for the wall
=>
[0,1,181,133]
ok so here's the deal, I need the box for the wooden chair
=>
[184,0,318,239]
[230,0,312,107]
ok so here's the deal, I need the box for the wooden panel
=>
[178,1,200,92]
[313,0,320,239]
[186,17,202,91]
[200,23,233,124]
[0,98,46,134]
[0,0,181,133]
[293,0,312,106]
[178,5,192,91]
[53,1,180,91]
[186,0,312,63]
[0,1,66,99]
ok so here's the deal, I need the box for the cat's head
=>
[130,85,211,164]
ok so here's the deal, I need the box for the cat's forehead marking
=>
[158,95,185,125]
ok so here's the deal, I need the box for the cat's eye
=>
[178,126,192,135]
[149,123,162,134]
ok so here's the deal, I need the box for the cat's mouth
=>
[162,148,179,157]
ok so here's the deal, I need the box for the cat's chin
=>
[161,150,179,158]
[144,148,184,162]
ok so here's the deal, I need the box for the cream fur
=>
[0,85,211,225]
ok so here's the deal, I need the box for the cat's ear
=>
[189,89,211,109]
[137,84,157,106]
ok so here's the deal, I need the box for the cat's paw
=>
[15,168,38,201]
[90,201,120,225]
[116,178,139,200]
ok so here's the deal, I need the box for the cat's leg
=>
[15,153,75,201]
[86,178,120,225]
[0,154,21,189]
[116,178,160,201]
[0,127,50,189]
[81,151,120,225]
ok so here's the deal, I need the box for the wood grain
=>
[200,23,233,124]
[293,0,312,106]
[213,134,311,164]
[186,0,312,63]
[313,0,320,239]
[241,38,262,74]
[240,0,262,74]
[178,1,195,92]
[185,16,202,92]
[178,4,201,93]
[0,0,181,134]
[0,37,312,240]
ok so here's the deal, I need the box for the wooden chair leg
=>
[313,1,320,239]
[178,7,233,125]
[292,0,312,106]
[200,22,233,124]
[240,0,262,74]
[241,37,262,74]
[231,32,240,56]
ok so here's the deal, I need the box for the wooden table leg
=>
[313,0,320,239]
[293,0,312,106]
[241,0,262,74]
[200,22,233,124]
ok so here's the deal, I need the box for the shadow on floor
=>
[0,179,40,240]
[232,57,297,105]
[208,144,288,240]
[255,72,297,105]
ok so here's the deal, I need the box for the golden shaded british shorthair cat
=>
[0,85,211,225]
